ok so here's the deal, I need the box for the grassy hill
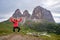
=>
[0,21,13,35]
[0,20,60,40]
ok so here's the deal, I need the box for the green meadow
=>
[0,20,60,40]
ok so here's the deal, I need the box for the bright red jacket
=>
[10,18,22,27]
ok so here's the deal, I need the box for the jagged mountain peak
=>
[15,9,21,14]
[23,10,30,17]
[31,6,55,22]
[12,9,22,18]
[12,6,55,23]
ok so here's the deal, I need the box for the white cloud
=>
[52,13,60,23]
[0,12,14,22]
[0,19,7,22]
[54,18,60,23]
[52,13,60,17]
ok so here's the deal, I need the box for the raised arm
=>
[9,17,14,22]
[18,17,22,22]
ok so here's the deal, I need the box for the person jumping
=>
[10,17,22,32]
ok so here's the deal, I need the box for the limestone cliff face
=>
[12,6,55,23]
[23,10,30,18]
[12,9,22,18]
[42,9,55,22]
[31,6,55,22]
[31,6,43,19]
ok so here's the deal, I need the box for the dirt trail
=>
[0,34,42,40]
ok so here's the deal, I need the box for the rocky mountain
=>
[12,9,22,18]
[31,6,55,22]
[23,10,30,18]
[12,6,55,23]
[31,6,43,19]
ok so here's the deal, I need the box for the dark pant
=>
[13,27,20,32]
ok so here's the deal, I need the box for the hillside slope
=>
[0,21,60,40]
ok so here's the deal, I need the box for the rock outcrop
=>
[12,9,22,18]
[23,10,30,19]
[31,6,43,19]
[31,6,55,22]
[12,6,55,23]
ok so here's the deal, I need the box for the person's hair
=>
[14,18,17,21]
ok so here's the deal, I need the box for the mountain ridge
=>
[12,6,55,23]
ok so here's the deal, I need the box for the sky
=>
[0,0,60,23]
